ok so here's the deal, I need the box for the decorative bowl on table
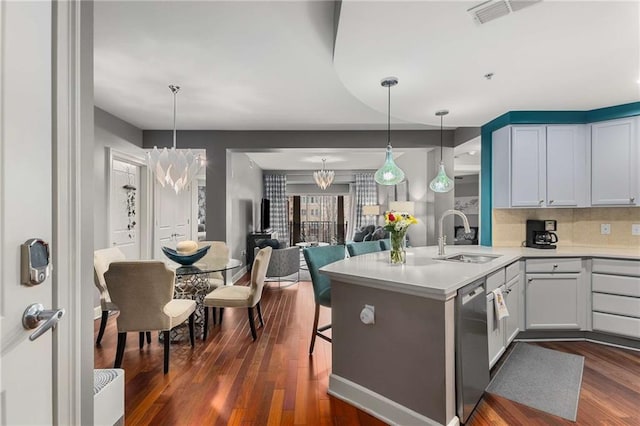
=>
[161,245,210,266]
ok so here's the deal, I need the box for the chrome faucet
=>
[438,209,471,256]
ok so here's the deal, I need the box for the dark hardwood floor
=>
[95,275,640,425]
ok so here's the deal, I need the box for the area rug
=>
[486,342,584,421]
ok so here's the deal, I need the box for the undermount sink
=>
[441,253,502,264]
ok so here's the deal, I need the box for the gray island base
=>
[320,245,640,426]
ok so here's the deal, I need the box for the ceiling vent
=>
[468,0,542,25]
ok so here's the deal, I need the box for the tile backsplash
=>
[493,208,640,248]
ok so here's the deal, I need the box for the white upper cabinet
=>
[590,118,638,206]
[492,124,588,208]
[511,127,546,207]
[546,125,588,207]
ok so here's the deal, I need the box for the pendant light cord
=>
[387,84,391,146]
[440,114,443,162]
[170,84,180,149]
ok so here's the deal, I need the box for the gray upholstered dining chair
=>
[203,247,272,341]
[94,247,152,348]
[104,261,196,374]
[198,241,230,289]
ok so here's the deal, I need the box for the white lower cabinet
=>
[525,258,586,330]
[487,289,505,368]
[591,258,640,339]
[487,262,523,369]
[504,276,522,344]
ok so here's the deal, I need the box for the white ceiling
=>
[244,148,423,170]
[94,1,639,131]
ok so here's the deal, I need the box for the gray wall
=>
[94,107,144,250]
[94,107,144,306]
[143,129,459,242]
[227,152,264,270]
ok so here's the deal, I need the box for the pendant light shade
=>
[148,85,204,194]
[374,77,405,186]
[429,110,454,193]
[314,158,335,190]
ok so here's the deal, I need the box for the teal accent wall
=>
[479,101,640,246]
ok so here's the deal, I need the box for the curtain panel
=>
[352,173,378,236]
[263,174,289,243]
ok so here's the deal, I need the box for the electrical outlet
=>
[632,224,640,236]
[600,223,611,235]
[241,249,247,256]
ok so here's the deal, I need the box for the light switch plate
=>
[632,224,640,236]
[600,224,611,235]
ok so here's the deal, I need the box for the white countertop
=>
[320,245,640,300]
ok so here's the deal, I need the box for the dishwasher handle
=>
[461,285,485,305]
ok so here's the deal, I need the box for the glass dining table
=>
[167,257,242,341]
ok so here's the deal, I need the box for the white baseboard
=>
[94,306,102,320]
[231,266,247,284]
[328,374,459,426]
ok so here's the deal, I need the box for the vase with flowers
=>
[383,210,418,264]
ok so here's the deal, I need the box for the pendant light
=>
[374,77,405,186]
[148,85,203,194]
[429,110,454,193]
[314,158,335,190]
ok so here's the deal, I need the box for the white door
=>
[154,183,193,257]
[110,159,142,258]
[1,1,55,423]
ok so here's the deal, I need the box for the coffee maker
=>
[526,220,558,249]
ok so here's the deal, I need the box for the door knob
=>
[22,303,65,341]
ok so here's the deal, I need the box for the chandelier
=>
[148,85,203,194]
[374,77,406,185]
[313,158,335,190]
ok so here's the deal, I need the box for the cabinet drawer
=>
[486,268,506,293]
[505,261,520,283]
[592,273,640,297]
[526,258,582,273]
[593,312,640,339]
[593,293,640,318]
[592,258,640,277]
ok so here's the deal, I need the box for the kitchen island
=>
[320,245,640,426]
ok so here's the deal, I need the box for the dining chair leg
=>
[146,331,151,344]
[114,332,127,368]
[96,310,109,346]
[188,312,195,347]
[203,307,209,340]
[139,332,145,349]
[219,308,224,325]
[256,302,264,327]
[247,307,257,341]
[163,330,170,374]
[212,307,217,325]
[309,304,320,354]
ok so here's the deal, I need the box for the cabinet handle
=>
[528,278,533,282]
[553,264,558,268]
[549,200,554,204]
[539,200,544,205]
[631,197,635,203]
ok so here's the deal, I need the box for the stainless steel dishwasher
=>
[455,279,490,424]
